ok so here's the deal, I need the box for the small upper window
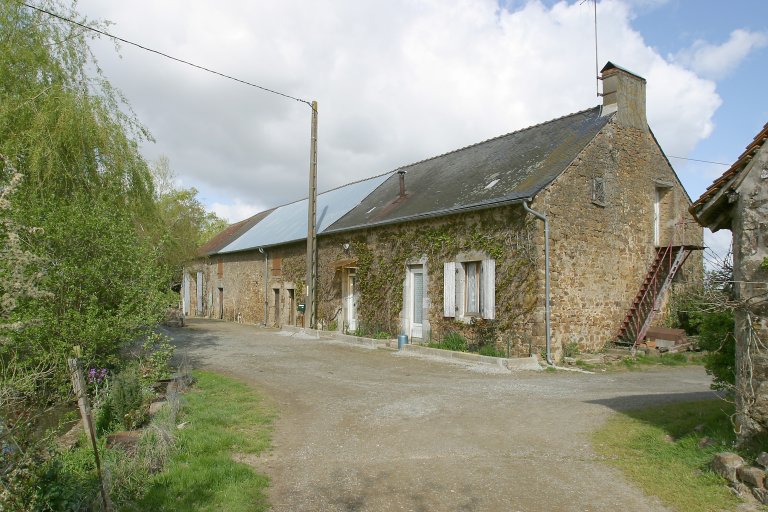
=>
[592,177,606,206]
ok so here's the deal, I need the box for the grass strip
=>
[593,399,740,512]
[130,371,274,511]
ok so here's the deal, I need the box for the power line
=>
[668,155,730,166]
[22,2,313,108]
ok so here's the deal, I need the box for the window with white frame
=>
[443,258,495,321]
[464,261,481,316]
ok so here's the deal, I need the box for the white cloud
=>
[672,29,768,80]
[76,0,724,220]
[209,199,266,224]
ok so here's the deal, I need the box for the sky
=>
[72,0,768,260]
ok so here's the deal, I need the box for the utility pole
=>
[306,101,318,329]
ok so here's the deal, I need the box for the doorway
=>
[408,265,424,339]
[196,272,203,315]
[217,287,224,320]
[346,269,358,332]
[287,288,295,326]
[273,288,281,327]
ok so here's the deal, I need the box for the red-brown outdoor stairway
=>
[616,244,696,350]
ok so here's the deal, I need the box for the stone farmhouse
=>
[183,63,702,360]
[690,121,768,443]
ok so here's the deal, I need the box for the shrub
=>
[438,331,468,351]
[96,366,147,433]
[563,342,580,358]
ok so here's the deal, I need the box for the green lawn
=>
[128,371,274,512]
[593,399,742,512]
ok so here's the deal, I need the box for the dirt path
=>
[168,319,716,512]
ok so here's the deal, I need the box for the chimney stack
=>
[397,170,407,198]
[600,62,647,131]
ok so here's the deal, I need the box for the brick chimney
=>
[600,62,647,131]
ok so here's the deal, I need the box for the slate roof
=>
[691,121,768,230]
[218,173,389,253]
[326,106,611,233]
[203,105,613,255]
[197,208,275,256]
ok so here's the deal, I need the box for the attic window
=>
[484,179,500,190]
[592,177,606,207]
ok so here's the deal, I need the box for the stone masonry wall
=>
[532,120,703,355]
[184,242,307,328]
[732,142,768,443]
[317,206,539,351]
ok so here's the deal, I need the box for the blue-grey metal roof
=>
[326,106,611,233]
[218,173,389,253]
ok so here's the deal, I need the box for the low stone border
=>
[276,325,542,371]
[712,452,768,504]
[399,344,542,372]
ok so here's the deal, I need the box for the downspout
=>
[259,248,268,326]
[523,200,554,366]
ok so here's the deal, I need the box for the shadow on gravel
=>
[161,323,222,368]
[586,390,722,413]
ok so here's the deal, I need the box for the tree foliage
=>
[0,0,225,384]
[671,256,735,391]
[150,156,227,287]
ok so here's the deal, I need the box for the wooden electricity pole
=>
[306,100,318,329]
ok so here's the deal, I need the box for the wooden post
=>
[68,358,110,511]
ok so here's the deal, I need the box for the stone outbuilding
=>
[690,121,768,443]
[184,62,703,361]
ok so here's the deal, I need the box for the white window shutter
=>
[443,262,456,317]
[482,259,495,320]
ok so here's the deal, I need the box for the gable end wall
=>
[532,121,703,354]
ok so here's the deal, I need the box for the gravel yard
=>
[168,319,717,512]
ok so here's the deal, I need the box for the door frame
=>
[407,264,425,340]
[344,268,358,332]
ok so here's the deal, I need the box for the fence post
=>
[67,357,111,511]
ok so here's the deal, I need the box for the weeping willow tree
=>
[0,0,154,208]
[0,0,172,386]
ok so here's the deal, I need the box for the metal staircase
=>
[616,244,693,351]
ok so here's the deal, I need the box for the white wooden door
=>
[182,273,190,315]
[346,271,357,331]
[409,266,424,339]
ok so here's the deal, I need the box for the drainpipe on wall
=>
[259,247,268,326]
[523,200,554,366]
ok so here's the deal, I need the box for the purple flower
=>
[87,368,108,384]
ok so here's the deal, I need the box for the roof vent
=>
[397,170,407,198]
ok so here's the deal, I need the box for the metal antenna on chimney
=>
[581,0,600,97]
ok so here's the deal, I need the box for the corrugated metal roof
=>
[326,106,610,233]
[197,208,275,256]
[218,173,389,253]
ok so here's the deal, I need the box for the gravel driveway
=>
[168,319,716,512]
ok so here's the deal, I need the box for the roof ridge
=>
[394,105,601,172]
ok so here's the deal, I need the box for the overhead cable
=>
[22,2,313,108]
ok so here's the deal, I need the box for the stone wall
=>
[182,122,702,359]
[318,206,539,349]
[532,120,703,355]
[732,142,768,443]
